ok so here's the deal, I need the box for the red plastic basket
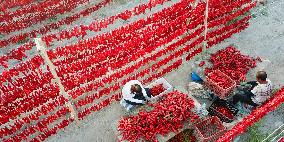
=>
[194,116,226,142]
[205,70,236,99]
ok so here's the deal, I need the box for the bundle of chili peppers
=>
[217,87,284,142]
[205,46,257,84]
[0,0,170,48]
[0,96,68,140]
[0,0,92,34]
[150,84,166,96]
[207,70,235,90]
[214,106,234,119]
[0,0,35,11]
[118,91,199,142]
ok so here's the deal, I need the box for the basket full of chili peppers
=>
[194,116,226,142]
[205,70,236,99]
[146,77,173,101]
[207,99,238,123]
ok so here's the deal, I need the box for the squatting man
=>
[120,80,152,111]
[230,71,273,109]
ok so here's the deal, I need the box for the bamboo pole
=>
[202,0,209,59]
[34,38,80,125]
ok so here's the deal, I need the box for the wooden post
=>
[202,0,209,59]
[34,38,80,125]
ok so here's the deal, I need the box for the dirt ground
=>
[45,0,284,141]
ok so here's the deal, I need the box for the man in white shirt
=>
[232,71,273,107]
[120,80,152,111]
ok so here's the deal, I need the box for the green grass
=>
[247,121,268,142]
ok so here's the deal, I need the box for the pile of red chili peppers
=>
[150,84,166,96]
[207,70,235,89]
[117,91,199,142]
[205,46,257,84]
[214,106,234,119]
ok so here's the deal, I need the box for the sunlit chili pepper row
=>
[208,0,251,21]
[2,106,70,142]
[0,42,34,68]
[118,91,199,142]
[143,59,183,85]
[0,0,111,48]
[54,1,193,91]
[208,21,250,48]
[0,55,44,84]
[0,0,92,33]
[0,83,60,125]
[207,15,251,39]
[48,0,192,62]
[77,92,122,119]
[217,87,284,142]
[0,0,35,11]
[208,1,256,29]
[1,70,53,105]
[74,45,188,114]
[0,95,68,140]
[43,0,171,45]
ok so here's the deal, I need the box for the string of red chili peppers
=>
[0,0,256,123]
[50,0,252,92]
[0,0,255,65]
[0,0,35,11]
[0,96,69,140]
[0,0,93,34]
[0,0,170,48]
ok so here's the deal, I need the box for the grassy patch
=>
[247,121,268,142]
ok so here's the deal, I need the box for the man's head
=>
[256,71,267,82]
[130,84,142,94]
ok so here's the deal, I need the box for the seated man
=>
[120,80,152,111]
[231,71,273,108]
